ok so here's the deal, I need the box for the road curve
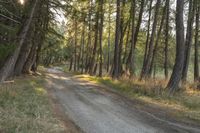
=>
[45,68,200,133]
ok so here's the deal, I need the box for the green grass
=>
[0,76,65,133]
[77,74,200,123]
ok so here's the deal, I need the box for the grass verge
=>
[76,74,200,123]
[0,75,65,133]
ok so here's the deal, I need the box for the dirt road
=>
[45,68,200,133]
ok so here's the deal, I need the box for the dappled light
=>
[1,0,200,132]
[19,0,24,5]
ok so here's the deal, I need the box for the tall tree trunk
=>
[140,0,161,80]
[166,0,185,94]
[112,0,121,79]
[126,0,136,76]
[81,18,86,74]
[85,0,92,73]
[107,0,111,73]
[14,29,34,76]
[118,0,127,75]
[23,37,38,74]
[74,19,78,71]
[89,1,100,75]
[0,0,39,82]
[140,0,153,80]
[133,0,145,48]
[182,0,195,82]
[164,0,170,79]
[99,0,104,77]
[194,2,200,82]
[69,57,73,71]
[122,21,131,64]
[149,2,166,75]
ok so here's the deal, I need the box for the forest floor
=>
[1,67,200,133]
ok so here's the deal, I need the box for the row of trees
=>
[0,0,199,93]
[63,0,199,93]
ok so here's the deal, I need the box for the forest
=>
[0,0,200,132]
[1,0,200,92]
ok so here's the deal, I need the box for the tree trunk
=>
[89,1,100,75]
[69,57,73,71]
[85,0,92,73]
[140,0,153,80]
[194,2,200,82]
[107,0,111,73]
[0,0,39,82]
[164,0,170,79]
[74,19,78,71]
[182,0,195,82]
[166,0,185,94]
[133,0,145,48]
[99,0,104,77]
[23,38,38,74]
[14,29,34,76]
[81,18,86,74]
[112,0,121,79]
[126,0,136,76]
[122,21,131,64]
[141,0,161,80]
[149,2,166,75]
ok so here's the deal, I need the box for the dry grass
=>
[0,75,66,133]
[77,74,200,123]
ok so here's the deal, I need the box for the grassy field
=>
[76,74,200,123]
[0,75,65,133]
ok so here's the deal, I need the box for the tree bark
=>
[133,0,145,48]
[182,0,195,82]
[89,1,100,75]
[164,0,170,79]
[99,0,104,77]
[141,0,161,80]
[126,0,136,76]
[140,0,153,80]
[74,19,78,71]
[194,2,200,82]
[107,0,111,73]
[13,29,34,76]
[112,0,121,79]
[149,2,166,76]
[166,0,185,94]
[85,0,92,73]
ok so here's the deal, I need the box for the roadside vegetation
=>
[76,74,200,123]
[0,75,65,133]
